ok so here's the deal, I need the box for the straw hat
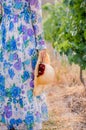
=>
[33,51,56,96]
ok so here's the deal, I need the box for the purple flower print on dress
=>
[31,72,34,80]
[17,37,20,41]
[22,25,27,34]
[27,28,34,36]
[35,112,41,123]
[4,105,12,118]
[30,80,34,88]
[39,40,45,45]
[13,53,18,60]
[22,90,25,94]
[23,35,28,41]
[14,15,18,23]
[18,24,27,34]
[30,0,39,8]
[13,58,22,70]
[9,53,18,62]
[30,0,37,5]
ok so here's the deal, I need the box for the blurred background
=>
[42,0,86,130]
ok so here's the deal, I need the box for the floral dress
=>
[0,0,48,130]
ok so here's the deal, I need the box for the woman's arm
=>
[29,0,47,51]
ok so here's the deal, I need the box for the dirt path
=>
[43,85,86,130]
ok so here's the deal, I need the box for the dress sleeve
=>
[29,0,47,50]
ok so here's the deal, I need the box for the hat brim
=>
[33,51,51,96]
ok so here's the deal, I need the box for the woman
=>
[0,0,48,130]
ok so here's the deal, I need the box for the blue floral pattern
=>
[0,0,48,129]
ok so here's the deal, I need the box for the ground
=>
[43,85,86,130]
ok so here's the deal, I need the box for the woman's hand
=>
[39,49,47,63]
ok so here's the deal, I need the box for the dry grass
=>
[46,43,86,87]
[43,44,86,130]
[43,84,86,130]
